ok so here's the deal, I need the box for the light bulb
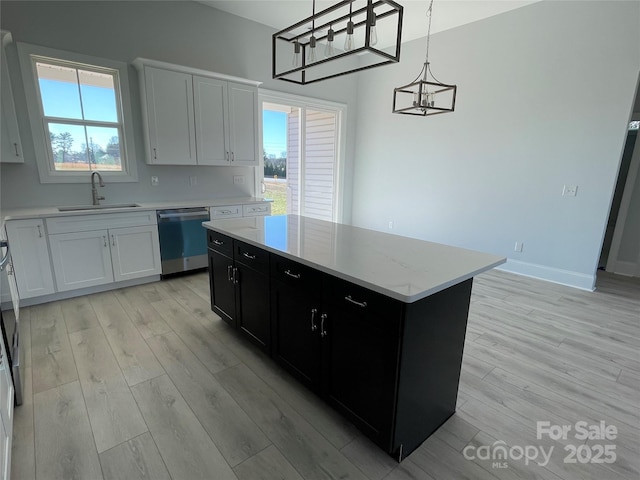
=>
[308,36,317,63]
[369,14,378,46]
[324,27,335,57]
[344,20,354,51]
[291,41,301,67]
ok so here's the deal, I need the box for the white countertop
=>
[203,215,506,303]
[1,197,271,222]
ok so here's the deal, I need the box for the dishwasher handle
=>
[157,210,209,220]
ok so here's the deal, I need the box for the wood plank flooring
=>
[11,270,640,480]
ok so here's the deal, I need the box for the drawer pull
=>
[220,210,232,215]
[37,225,42,238]
[233,267,239,284]
[345,295,367,308]
[213,239,225,246]
[227,265,233,282]
[284,269,301,279]
[103,235,107,247]
[320,313,328,338]
[242,252,256,260]
[310,308,318,332]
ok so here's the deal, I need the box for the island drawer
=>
[271,255,322,291]
[207,230,233,256]
[323,275,403,322]
[234,240,269,273]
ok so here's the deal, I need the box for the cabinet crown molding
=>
[132,57,262,87]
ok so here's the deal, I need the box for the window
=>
[17,43,137,183]
[260,91,345,222]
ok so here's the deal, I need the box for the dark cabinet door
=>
[322,279,402,450]
[235,263,271,352]
[271,278,321,391]
[208,249,236,327]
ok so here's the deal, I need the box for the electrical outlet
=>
[189,175,197,186]
[151,176,159,186]
[388,221,394,230]
[233,175,245,185]
[514,241,524,252]
[562,185,578,197]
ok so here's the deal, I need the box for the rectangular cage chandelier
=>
[273,0,404,85]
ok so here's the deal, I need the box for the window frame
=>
[259,89,347,222]
[17,42,138,183]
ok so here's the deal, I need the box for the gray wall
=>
[350,0,640,289]
[0,1,358,220]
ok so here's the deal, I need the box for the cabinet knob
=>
[320,313,328,338]
[310,308,318,332]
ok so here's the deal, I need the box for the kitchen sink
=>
[57,203,141,212]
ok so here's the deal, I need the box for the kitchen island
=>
[203,214,505,461]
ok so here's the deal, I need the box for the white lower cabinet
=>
[46,212,162,293]
[49,229,114,291]
[50,225,161,292]
[110,225,161,282]
[4,219,55,299]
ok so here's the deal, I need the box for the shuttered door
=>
[301,109,337,221]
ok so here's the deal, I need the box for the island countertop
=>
[203,214,505,303]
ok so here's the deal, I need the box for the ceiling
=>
[198,0,541,45]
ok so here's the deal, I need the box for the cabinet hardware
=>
[14,142,19,156]
[7,264,14,276]
[284,269,301,279]
[227,265,233,282]
[310,308,318,331]
[242,252,256,260]
[111,234,115,246]
[103,236,107,247]
[220,210,232,215]
[233,267,239,284]
[37,225,42,238]
[344,295,367,308]
[231,151,235,162]
[213,239,225,246]
[153,148,157,160]
[226,151,230,162]
[320,313,328,338]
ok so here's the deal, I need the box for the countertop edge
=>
[1,197,273,222]
[203,220,506,303]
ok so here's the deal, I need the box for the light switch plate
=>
[151,176,159,186]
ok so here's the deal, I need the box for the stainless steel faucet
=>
[91,171,105,205]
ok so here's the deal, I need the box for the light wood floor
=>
[10,270,640,480]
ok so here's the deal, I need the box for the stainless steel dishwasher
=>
[157,208,210,275]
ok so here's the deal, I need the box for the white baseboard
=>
[0,275,161,311]
[497,259,596,291]
[606,260,639,277]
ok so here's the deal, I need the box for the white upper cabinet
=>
[1,32,24,164]
[144,66,196,165]
[227,82,260,166]
[193,76,228,165]
[135,59,260,166]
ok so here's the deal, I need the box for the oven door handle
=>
[0,240,9,271]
